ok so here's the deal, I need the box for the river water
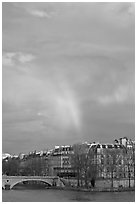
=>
[2,189,135,202]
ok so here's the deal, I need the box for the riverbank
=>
[51,186,135,193]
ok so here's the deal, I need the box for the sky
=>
[2,2,135,154]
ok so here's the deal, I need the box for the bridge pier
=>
[5,184,11,190]
[3,179,11,190]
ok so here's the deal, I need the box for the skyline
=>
[2,136,135,156]
[2,2,135,154]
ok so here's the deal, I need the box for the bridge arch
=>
[10,179,52,189]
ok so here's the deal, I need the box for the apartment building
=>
[48,145,76,177]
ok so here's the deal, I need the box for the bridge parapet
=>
[2,176,64,190]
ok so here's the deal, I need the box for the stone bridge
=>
[2,175,65,190]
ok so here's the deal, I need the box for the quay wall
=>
[67,178,134,188]
[96,179,134,188]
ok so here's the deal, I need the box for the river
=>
[2,189,135,202]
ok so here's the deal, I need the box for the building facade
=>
[2,137,135,185]
[48,145,76,177]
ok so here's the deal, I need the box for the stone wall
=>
[95,178,135,188]
[62,178,135,189]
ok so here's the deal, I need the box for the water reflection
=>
[3,189,135,202]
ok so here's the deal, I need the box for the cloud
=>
[28,9,55,18]
[113,2,135,15]
[104,2,135,27]
[3,62,81,131]
[97,84,134,106]
[17,53,34,63]
[127,3,135,15]
[3,52,35,66]
[2,52,15,66]
[2,2,135,153]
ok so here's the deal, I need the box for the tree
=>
[2,157,20,176]
[124,144,135,188]
[71,143,97,188]
[71,143,89,187]
[87,147,97,188]
[71,144,82,187]
[105,148,122,188]
[80,150,89,187]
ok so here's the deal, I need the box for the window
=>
[97,144,100,148]
[62,157,69,165]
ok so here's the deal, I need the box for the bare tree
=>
[105,148,122,188]
[2,157,20,176]
[71,143,97,188]
[124,145,135,188]
[87,147,97,188]
[71,143,89,187]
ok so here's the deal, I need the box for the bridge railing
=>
[2,175,59,179]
